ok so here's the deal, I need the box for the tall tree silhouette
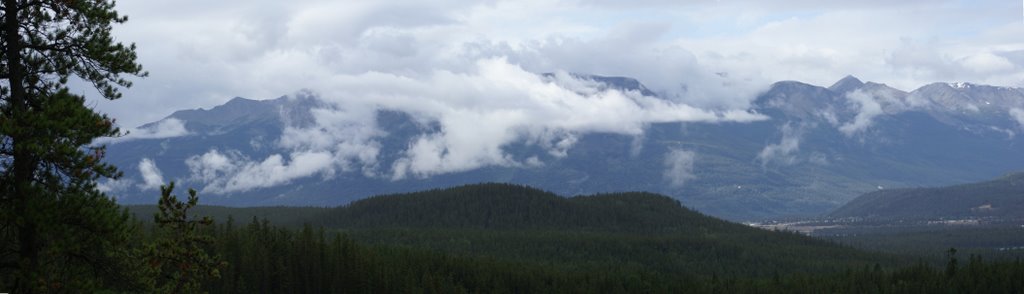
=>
[147,182,224,293]
[0,0,146,291]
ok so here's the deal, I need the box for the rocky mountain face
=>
[100,75,1024,220]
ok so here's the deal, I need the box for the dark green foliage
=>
[137,183,892,278]
[198,216,1024,293]
[145,182,225,293]
[318,183,752,231]
[820,225,1024,260]
[127,183,1024,292]
[207,215,731,293]
[124,205,330,228]
[312,183,889,278]
[0,0,146,292]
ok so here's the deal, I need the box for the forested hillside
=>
[133,184,893,278]
[130,183,1024,293]
[133,184,891,276]
[314,183,716,231]
[830,172,1024,220]
[305,184,890,278]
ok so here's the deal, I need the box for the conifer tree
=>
[0,0,146,291]
[147,182,224,293]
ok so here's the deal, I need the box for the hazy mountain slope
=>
[830,172,1024,220]
[101,75,1024,220]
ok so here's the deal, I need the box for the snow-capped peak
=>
[949,82,972,89]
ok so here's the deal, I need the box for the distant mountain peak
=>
[828,75,864,93]
[767,80,822,92]
[916,82,954,91]
[948,82,973,89]
[862,81,887,88]
[225,96,258,105]
[541,72,658,97]
[836,74,862,83]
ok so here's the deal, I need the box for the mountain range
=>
[100,74,1024,220]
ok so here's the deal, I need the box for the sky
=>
[84,0,1024,128]
[79,0,1024,195]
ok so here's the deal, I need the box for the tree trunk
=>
[3,0,40,291]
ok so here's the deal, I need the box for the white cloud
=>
[137,158,165,190]
[217,152,334,193]
[174,59,766,191]
[185,149,238,184]
[335,58,765,179]
[95,118,189,145]
[277,103,383,176]
[97,178,135,195]
[679,3,1024,91]
[71,0,1024,194]
[989,126,1016,139]
[186,149,335,193]
[757,122,803,168]
[1011,108,1024,129]
[91,0,1024,129]
[839,90,884,137]
[663,149,696,188]
[959,52,1016,74]
[496,26,769,110]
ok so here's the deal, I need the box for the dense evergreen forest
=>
[127,183,1024,293]
[819,224,1024,259]
[203,216,1024,293]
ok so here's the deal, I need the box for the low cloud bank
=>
[664,149,697,188]
[181,58,766,193]
[95,118,190,145]
[137,158,165,190]
[758,122,804,168]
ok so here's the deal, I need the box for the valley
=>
[743,172,1024,259]
[5,1,1022,292]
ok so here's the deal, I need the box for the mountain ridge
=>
[829,172,1024,220]
[101,74,1024,220]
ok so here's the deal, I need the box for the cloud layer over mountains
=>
[85,0,1024,205]
[96,72,1024,219]
[104,71,1024,196]
[88,0,1023,129]
[173,61,765,193]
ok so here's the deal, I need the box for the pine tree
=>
[0,0,146,292]
[146,182,224,294]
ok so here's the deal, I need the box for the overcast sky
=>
[84,0,1023,128]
